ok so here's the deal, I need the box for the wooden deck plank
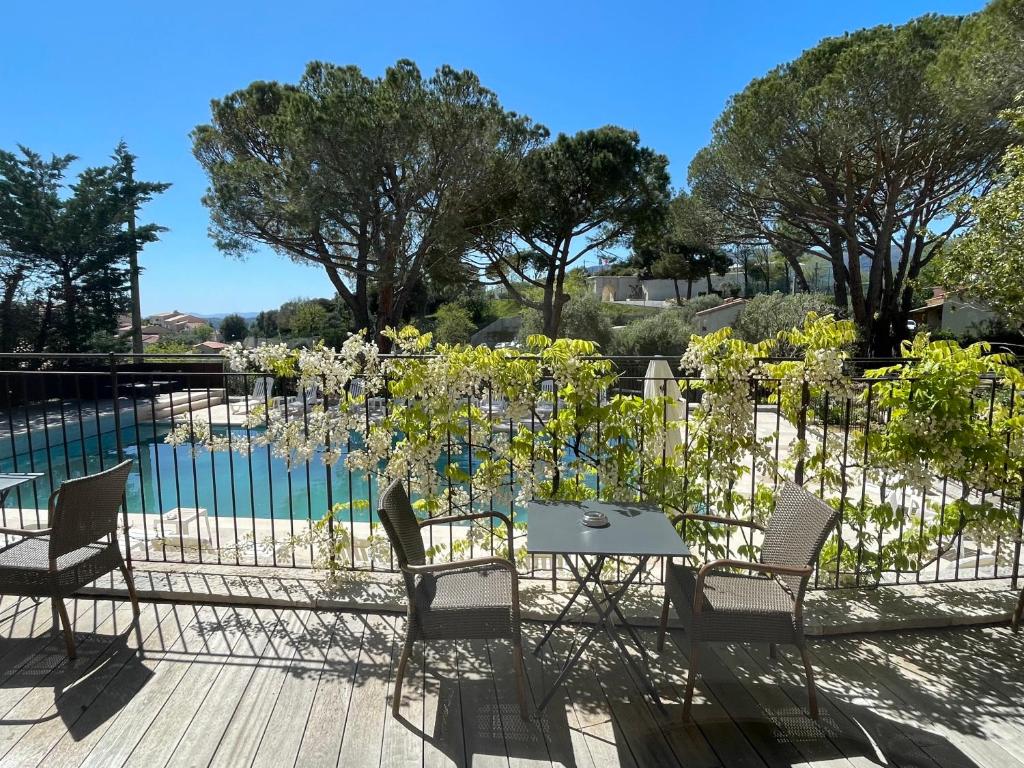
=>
[537,625,638,768]
[162,607,292,768]
[677,637,807,768]
[587,629,681,768]
[250,610,338,768]
[745,642,944,768]
[0,598,58,672]
[813,635,1014,768]
[291,611,365,768]
[381,617,425,768]
[44,604,215,768]
[875,627,1024,762]
[704,641,858,768]
[0,601,177,768]
[0,599,1022,768]
[486,637,552,768]
[0,598,122,732]
[655,630,763,768]
[207,609,311,768]
[335,612,395,768]
[459,638,511,768]
[519,624,597,768]
[118,605,276,768]
[423,635,467,768]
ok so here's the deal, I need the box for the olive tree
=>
[689,13,1015,355]
[472,126,670,339]
[193,60,544,349]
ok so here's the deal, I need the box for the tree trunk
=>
[827,231,849,310]
[672,279,681,303]
[34,297,53,353]
[325,266,370,336]
[61,266,78,350]
[0,265,25,352]
[686,278,693,300]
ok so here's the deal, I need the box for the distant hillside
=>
[195,312,261,327]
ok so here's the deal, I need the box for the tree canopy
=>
[0,143,168,353]
[631,192,731,301]
[219,313,249,342]
[943,107,1024,328]
[689,11,1019,354]
[193,59,543,349]
[473,125,671,338]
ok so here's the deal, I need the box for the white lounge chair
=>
[232,376,275,415]
[349,379,386,418]
[285,384,322,414]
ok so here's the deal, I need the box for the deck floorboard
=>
[0,596,1019,767]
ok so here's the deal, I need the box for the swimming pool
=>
[0,423,474,523]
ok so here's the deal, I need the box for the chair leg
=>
[53,597,76,660]
[119,562,144,654]
[799,643,819,719]
[512,637,529,720]
[769,643,777,660]
[657,596,670,652]
[392,630,415,717]
[1013,587,1024,634]
[682,641,700,721]
[50,598,60,636]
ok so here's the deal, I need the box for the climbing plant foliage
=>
[167,316,1024,584]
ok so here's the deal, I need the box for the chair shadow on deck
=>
[0,625,152,741]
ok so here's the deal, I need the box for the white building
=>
[908,288,998,337]
[694,298,747,334]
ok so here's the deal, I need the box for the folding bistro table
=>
[0,473,44,508]
[527,499,689,712]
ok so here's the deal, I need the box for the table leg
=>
[535,556,611,712]
[587,555,653,666]
[533,554,602,656]
[573,555,666,714]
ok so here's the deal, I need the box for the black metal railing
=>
[0,351,1021,590]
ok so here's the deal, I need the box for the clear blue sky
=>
[1,0,985,316]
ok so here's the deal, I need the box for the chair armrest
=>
[668,511,766,532]
[420,511,515,552]
[403,556,518,578]
[420,511,512,529]
[697,559,812,580]
[693,559,812,618]
[0,526,52,537]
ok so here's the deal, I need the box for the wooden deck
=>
[0,596,1022,767]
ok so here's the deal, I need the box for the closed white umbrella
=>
[643,359,685,455]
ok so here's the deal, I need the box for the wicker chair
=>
[377,479,528,719]
[0,460,140,659]
[657,481,838,719]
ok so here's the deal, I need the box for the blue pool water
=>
[0,423,475,522]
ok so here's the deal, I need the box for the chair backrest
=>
[251,376,273,401]
[377,479,426,570]
[302,384,320,406]
[48,459,133,560]
[761,481,838,598]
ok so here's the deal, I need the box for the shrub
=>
[733,292,843,352]
[433,302,477,344]
[607,309,696,358]
[519,293,613,348]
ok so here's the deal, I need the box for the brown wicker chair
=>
[377,479,528,719]
[0,460,140,659]
[657,481,838,719]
